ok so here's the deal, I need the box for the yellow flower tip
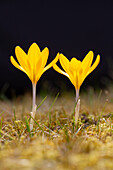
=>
[44,47,48,50]
[59,53,65,59]
[10,56,15,66]
[88,50,94,55]
[10,55,13,61]
[30,42,39,47]
[15,46,27,60]
[30,43,49,54]
[28,42,41,54]
[15,45,21,53]
[10,56,15,65]
[56,52,60,59]
[97,54,100,63]
[42,47,49,56]
[95,54,100,66]
[32,42,37,45]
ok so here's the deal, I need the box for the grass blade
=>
[56,120,63,129]
[25,116,31,133]
[13,107,16,121]
[72,115,75,133]
[36,96,47,110]
[29,115,43,130]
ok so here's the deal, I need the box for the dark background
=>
[0,0,113,96]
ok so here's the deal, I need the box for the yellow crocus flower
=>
[10,42,58,130]
[53,51,100,101]
[10,43,58,84]
[53,51,100,125]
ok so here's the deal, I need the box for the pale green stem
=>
[30,83,36,131]
[75,89,80,126]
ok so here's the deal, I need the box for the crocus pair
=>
[10,42,100,130]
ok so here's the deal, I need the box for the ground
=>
[0,87,113,170]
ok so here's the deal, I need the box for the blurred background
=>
[0,0,113,97]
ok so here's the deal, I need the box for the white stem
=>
[30,83,36,131]
[75,89,80,126]
[76,89,79,102]
[32,83,36,111]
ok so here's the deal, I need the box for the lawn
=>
[0,88,113,170]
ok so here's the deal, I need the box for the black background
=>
[0,0,113,96]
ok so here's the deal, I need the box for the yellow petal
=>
[59,54,75,83]
[88,54,100,75]
[77,74,84,89]
[11,56,33,82]
[79,54,100,87]
[35,47,49,83]
[15,46,28,71]
[40,47,49,70]
[26,60,33,82]
[53,64,77,89]
[70,58,81,71]
[35,57,43,83]
[53,64,69,78]
[10,56,25,72]
[59,54,70,73]
[78,51,94,87]
[42,53,59,73]
[73,72,79,90]
[28,43,41,69]
[81,51,94,74]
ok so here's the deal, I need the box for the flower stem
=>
[75,89,79,102]
[30,83,36,131]
[75,89,80,126]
